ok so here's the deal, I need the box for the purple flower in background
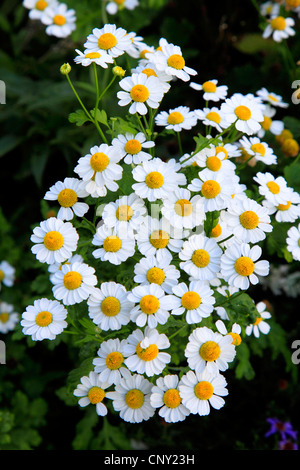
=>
[265,417,298,441]
[279,439,298,450]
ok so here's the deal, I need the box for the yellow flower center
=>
[114,0,126,4]
[201,180,221,199]
[85,52,102,59]
[206,111,221,124]
[35,0,48,10]
[136,341,159,361]
[90,152,109,172]
[116,205,133,221]
[163,389,182,408]
[149,230,169,249]
[229,332,242,346]
[57,189,78,208]
[0,313,9,324]
[142,68,157,78]
[167,111,184,125]
[174,199,193,217]
[0,270,4,282]
[251,143,265,156]
[53,14,66,26]
[101,296,121,316]
[235,105,251,121]
[239,210,259,229]
[202,81,217,93]
[140,49,150,59]
[146,267,166,285]
[125,389,144,409]
[271,16,286,31]
[281,138,299,157]
[145,171,164,189]
[43,231,64,251]
[63,271,82,290]
[286,0,300,7]
[192,249,210,268]
[139,295,160,314]
[200,340,221,362]
[253,316,262,326]
[234,256,255,276]
[261,116,272,131]
[194,381,214,400]
[98,32,117,50]
[206,156,222,171]
[216,146,228,159]
[35,311,53,327]
[277,201,292,211]
[181,291,201,310]
[130,84,149,102]
[211,223,222,238]
[105,351,124,370]
[124,139,142,155]
[88,386,105,404]
[103,236,122,252]
[266,181,280,194]
[167,54,185,70]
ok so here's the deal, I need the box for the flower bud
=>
[60,63,71,75]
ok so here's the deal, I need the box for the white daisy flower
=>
[51,260,97,306]
[226,197,273,244]
[190,79,228,102]
[124,32,145,58]
[117,72,164,115]
[123,326,171,376]
[88,282,133,331]
[179,233,223,281]
[220,242,270,290]
[213,138,242,159]
[194,106,229,132]
[263,189,300,223]
[40,2,76,38]
[101,193,147,232]
[92,224,135,265]
[132,62,171,94]
[105,0,139,15]
[178,369,228,416]
[48,254,83,284]
[44,177,89,221]
[262,15,295,42]
[84,24,131,58]
[74,144,123,198]
[208,210,235,248]
[93,338,131,385]
[256,87,289,108]
[286,222,300,261]
[245,301,271,338]
[30,217,79,265]
[188,169,235,212]
[150,375,190,423]
[23,0,58,19]
[73,48,114,68]
[136,216,186,262]
[0,302,19,334]
[257,105,284,138]
[171,281,215,324]
[161,188,205,230]
[0,261,15,289]
[132,157,186,202]
[127,283,178,328]
[185,325,236,375]
[214,284,240,320]
[239,136,277,165]
[133,251,180,294]
[253,172,290,205]
[195,145,236,176]
[155,106,198,132]
[149,38,197,82]
[220,93,264,135]
[260,1,280,17]
[215,319,242,347]
[21,298,68,341]
[111,132,155,165]
[106,373,155,423]
[73,371,110,416]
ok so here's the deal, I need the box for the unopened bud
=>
[60,63,71,75]
[113,66,126,77]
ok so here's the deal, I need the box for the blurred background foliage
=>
[1,0,300,450]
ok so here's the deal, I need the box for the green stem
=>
[177,131,183,155]
[169,323,188,340]
[66,74,93,121]
[99,74,117,101]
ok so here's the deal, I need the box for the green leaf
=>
[91,108,108,127]
[235,342,255,380]
[68,109,91,127]
[266,221,291,260]
[284,160,300,193]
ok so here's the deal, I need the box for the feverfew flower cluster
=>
[22,23,300,425]
[260,0,300,42]
[23,0,76,38]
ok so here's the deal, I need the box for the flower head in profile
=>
[190,79,228,102]
[74,49,114,68]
